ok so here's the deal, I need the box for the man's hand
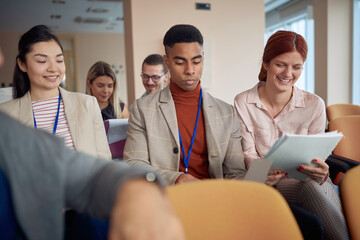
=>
[175,173,199,184]
[108,179,185,240]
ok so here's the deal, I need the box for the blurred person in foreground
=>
[0,45,184,240]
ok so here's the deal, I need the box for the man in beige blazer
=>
[124,24,246,185]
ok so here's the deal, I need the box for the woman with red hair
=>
[234,31,348,239]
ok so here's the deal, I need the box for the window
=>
[353,0,360,104]
[265,7,314,93]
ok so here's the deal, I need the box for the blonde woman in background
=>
[86,61,130,120]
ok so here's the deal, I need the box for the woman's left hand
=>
[297,158,329,183]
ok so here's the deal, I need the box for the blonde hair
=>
[86,61,122,118]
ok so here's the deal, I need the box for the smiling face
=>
[264,51,304,93]
[164,42,203,91]
[89,75,114,106]
[142,63,168,95]
[17,40,65,95]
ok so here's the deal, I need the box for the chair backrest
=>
[104,119,128,159]
[328,116,360,162]
[326,103,360,122]
[340,165,360,240]
[166,179,303,240]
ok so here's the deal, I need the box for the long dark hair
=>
[13,25,63,98]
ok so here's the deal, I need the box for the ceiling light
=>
[88,0,122,2]
[74,17,109,24]
[91,8,109,13]
[52,0,66,4]
[74,17,83,23]
[51,14,62,19]
[86,7,109,13]
[84,18,109,24]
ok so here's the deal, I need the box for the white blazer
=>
[0,87,111,160]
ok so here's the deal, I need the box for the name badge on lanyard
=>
[178,88,202,174]
[33,93,62,135]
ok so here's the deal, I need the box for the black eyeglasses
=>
[141,73,165,83]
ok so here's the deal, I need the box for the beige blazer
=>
[124,86,246,185]
[0,87,111,160]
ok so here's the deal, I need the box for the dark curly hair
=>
[163,24,203,55]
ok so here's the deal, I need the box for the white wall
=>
[124,0,265,104]
[0,31,21,87]
[314,0,352,106]
[327,0,352,105]
[1,1,355,107]
[74,32,128,103]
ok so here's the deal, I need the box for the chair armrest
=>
[329,155,360,167]
[326,155,352,182]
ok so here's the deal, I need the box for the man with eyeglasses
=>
[124,24,247,185]
[141,54,169,97]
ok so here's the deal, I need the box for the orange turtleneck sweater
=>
[170,81,210,179]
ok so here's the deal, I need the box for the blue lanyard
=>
[33,93,62,134]
[178,88,202,174]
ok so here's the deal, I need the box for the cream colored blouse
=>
[234,81,326,168]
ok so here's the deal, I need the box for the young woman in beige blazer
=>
[0,25,111,160]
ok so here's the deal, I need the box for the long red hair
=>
[258,30,308,82]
